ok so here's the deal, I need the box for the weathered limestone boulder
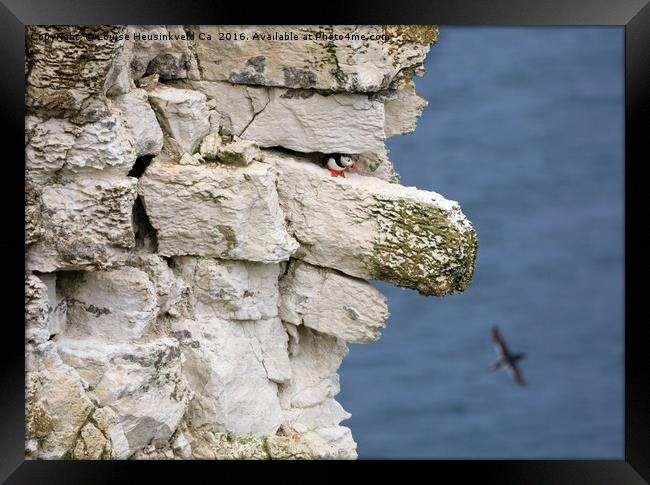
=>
[172,256,281,321]
[280,260,389,343]
[71,421,110,459]
[240,89,385,154]
[86,407,131,459]
[179,81,269,137]
[247,317,293,384]
[282,398,351,440]
[298,426,357,460]
[127,254,190,319]
[58,267,157,340]
[25,110,136,185]
[57,336,190,454]
[147,86,210,153]
[199,133,235,161]
[25,275,50,344]
[130,26,200,79]
[71,408,133,460]
[281,324,347,410]
[199,133,261,166]
[26,174,138,272]
[179,152,202,166]
[104,25,200,97]
[185,428,314,460]
[172,317,289,437]
[269,151,478,296]
[138,160,299,262]
[383,81,428,137]
[217,138,261,165]
[26,25,124,112]
[279,324,356,459]
[26,343,94,459]
[113,89,164,157]
[193,26,437,93]
[69,411,132,460]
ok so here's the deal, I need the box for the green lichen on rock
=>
[71,421,111,460]
[187,428,315,460]
[365,196,477,296]
[263,435,313,460]
[27,402,55,441]
[196,433,265,459]
[215,224,237,257]
[25,374,55,442]
[384,25,439,46]
[382,25,439,70]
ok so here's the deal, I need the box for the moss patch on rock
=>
[365,196,477,296]
[385,25,439,46]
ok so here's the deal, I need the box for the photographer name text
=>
[31,30,391,44]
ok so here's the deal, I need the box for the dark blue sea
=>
[338,27,624,459]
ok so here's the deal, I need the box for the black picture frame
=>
[4,1,649,483]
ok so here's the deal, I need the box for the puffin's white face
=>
[340,155,354,167]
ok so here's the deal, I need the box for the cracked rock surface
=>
[25,25,476,460]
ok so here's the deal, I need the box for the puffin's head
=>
[338,154,353,167]
[340,154,358,171]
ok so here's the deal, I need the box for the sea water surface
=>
[337,27,624,458]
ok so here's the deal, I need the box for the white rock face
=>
[127,254,189,318]
[26,275,50,344]
[105,25,201,97]
[383,81,428,137]
[58,267,157,340]
[193,26,437,93]
[200,133,261,166]
[270,151,478,296]
[26,25,124,112]
[25,111,136,185]
[279,324,356,458]
[299,426,358,460]
[57,336,190,453]
[71,421,110,459]
[26,343,94,459]
[198,133,222,160]
[181,81,269,137]
[113,89,164,157]
[172,317,288,437]
[217,137,261,166]
[147,86,210,153]
[26,174,138,272]
[281,324,347,409]
[173,256,281,321]
[241,89,386,154]
[91,407,131,459]
[280,260,389,343]
[138,159,299,262]
[179,152,201,166]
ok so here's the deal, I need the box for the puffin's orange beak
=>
[352,161,358,172]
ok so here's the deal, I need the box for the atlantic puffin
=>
[322,153,358,178]
[490,325,527,387]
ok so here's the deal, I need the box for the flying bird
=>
[322,153,358,178]
[491,325,527,387]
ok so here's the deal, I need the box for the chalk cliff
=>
[25,25,477,459]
